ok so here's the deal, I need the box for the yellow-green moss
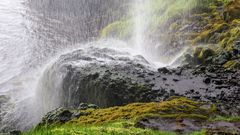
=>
[223,60,240,70]
[209,115,240,122]
[24,121,177,135]
[223,0,240,21]
[69,97,214,125]
[192,23,229,44]
[100,19,133,39]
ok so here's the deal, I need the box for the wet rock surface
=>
[38,103,99,126]
[42,47,240,116]
[136,117,240,134]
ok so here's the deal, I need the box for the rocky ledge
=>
[40,47,240,116]
[27,46,240,134]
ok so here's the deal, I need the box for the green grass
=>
[23,121,208,135]
[23,121,176,135]
[209,115,240,122]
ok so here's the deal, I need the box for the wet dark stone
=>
[175,68,182,75]
[203,78,211,84]
[173,78,179,82]
[136,117,240,134]
[169,89,175,96]
[138,74,145,78]
[206,72,217,78]
[214,80,224,85]
[78,103,99,110]
[148,72,155,76]
[158,67,171,74]
[42,47,240,118]
[145,79,151,83]
[9,130,21,135]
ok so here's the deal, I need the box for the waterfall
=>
[0,0,195,132]
[0,0,130,131]
[133,0,149,55]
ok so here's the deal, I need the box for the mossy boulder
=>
[198,48,215,63]
[192,23,229,44]
[38,103,99,127]
[39,97,215,126]
[187,47,215,65]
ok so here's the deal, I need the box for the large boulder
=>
[38,46,240,116]
[38,103,99,126]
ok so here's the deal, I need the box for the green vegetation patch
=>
[24,121,176,135]
[24,97,240,135]
[223,60,240,70]
[68,97,214,125]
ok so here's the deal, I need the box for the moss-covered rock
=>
[192,23,229,44]
[30,98,240,135]
[37,97,215,127]
[223,0,240,22]
[223,60,240,70]
[186,47,215,65]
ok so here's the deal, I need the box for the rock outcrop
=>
[39,46,240,116]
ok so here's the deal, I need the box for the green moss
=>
[100,0,225,40]
[192,23,229,44]
[223,0,240,21]
[209,115,240,122]
[24,121,176,135]
[198,48,215,62]
[100,19,133,39]
[25,98,237,135]
[223,60,240,70]
[190,130,207,135]
[66,97,214,126]
[192,30,211,44]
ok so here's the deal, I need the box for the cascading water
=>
[0,0,193,132]
[133,0,149,55]
[0,0,129,131]
[131,0,188,67]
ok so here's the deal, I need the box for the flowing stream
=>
[0,0,187,131]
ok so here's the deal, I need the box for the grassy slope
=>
[24,121,177,135]
[23,97,240,135]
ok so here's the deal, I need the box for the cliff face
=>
[27,0,129,42]
[188,0,240,71]
[101,0,240,69]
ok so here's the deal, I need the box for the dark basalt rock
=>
[203,78,211,84]
[38,103,99,126]
[41,47,240,116]
[9,130,21,135]
[136,117,240,134]
[157,67,171,74]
